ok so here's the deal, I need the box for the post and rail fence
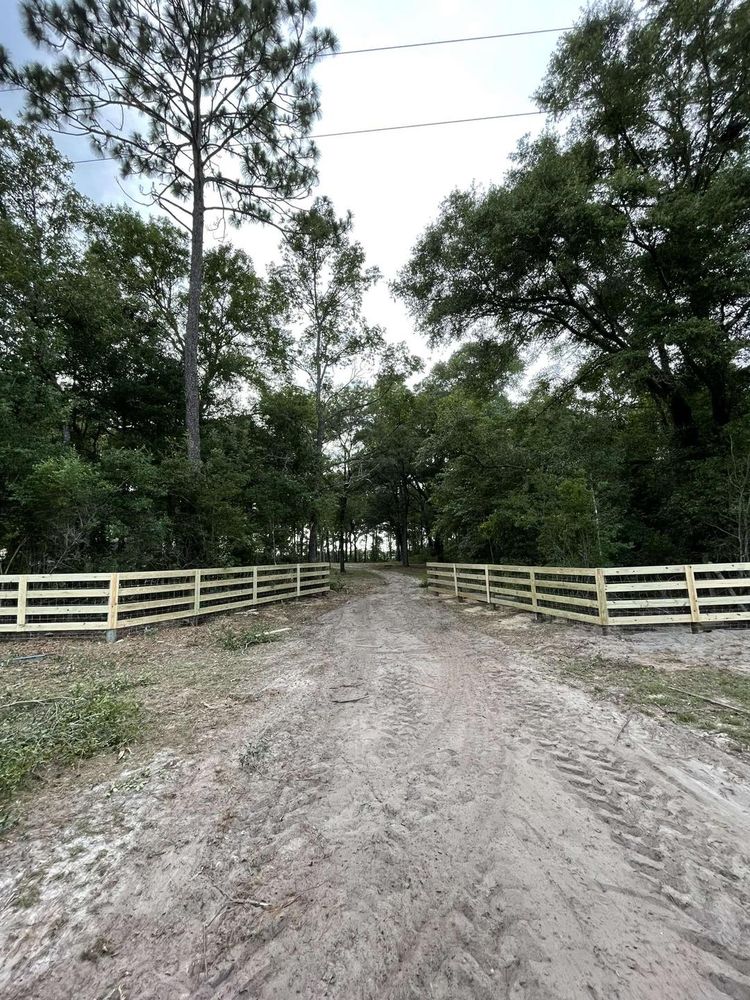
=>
[426,561,750,630]
[0,563,330,640]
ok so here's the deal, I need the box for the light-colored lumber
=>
[24,587,110,599]
[605,580,688,593]
[118,569,196,581]
[538,593,600,609]
[684,565,701,626]
[116,582,195,596]
[606,597,691,609]
[602,565,687,577]
[607,613,692,625]
[693,577,750,589]
[19,604,109,617]
[116,596,195,614]
[16,578,28,629]
[697,595,750,606]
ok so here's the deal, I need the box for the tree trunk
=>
[184,178,205,466]
[400,476,410,567]
[308,516,318,563]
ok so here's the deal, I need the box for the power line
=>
[65,108,548,160]
[313,109,547,139]
[0,22,571,94]
[325,26,570,57]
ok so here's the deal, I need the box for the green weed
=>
[0,677,141,802]
[561,657,750,749]
[217,627,282,651]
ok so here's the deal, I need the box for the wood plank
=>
[116,596,195,614]
[605,580,688,593]
[697,595,750,607]
[489,585,535,600]
[22,605,109,617]
[693,577,750,589]
[0,620,109,632]
[607,614,692,625]
[691,562,750,572]
[602,565,686,577]
[684,565,700,626]
[117,582,195,596]
[607,597,690,609]
[118,608,199,627]
[16,572,113,582]
[532,567,596,577]
[538,594,600,609]
[24,587,110,599]
[107,573,119,632]
[531,606,599,623]
[524,579,597,593]
[118,569,196,581]
[699,611,750,622]
[199,576,256,590]
[17,578,27,628]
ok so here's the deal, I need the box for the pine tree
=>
[9,0,336,463]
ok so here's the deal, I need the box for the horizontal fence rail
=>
[426,562,750,629]
[0,563,330,637]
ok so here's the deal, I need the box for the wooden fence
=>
[426,562,750,629]
[0,563,330,639]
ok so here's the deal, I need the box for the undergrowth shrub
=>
[217,627,281,651]
[0,677,141,804]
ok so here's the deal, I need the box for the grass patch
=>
[561,655,750,749]
[239,737,270,770]
[217,627,283,651]
[0,676,142,805]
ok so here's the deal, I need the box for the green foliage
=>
[0,678,141,802]
[561,656,750,750]
[217,628,282,652]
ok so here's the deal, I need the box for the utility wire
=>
[66,108,548,160]
[0,23,571,93]
[313,109,547,139]
[324,26,570,57]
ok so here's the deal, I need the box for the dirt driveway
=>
[2,570,750,999]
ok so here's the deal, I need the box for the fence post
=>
[106,573,119,643]
[16,576,27,630]
[193,568,201,620]
[529,569,538,617]
[485,565,492,607]
[296,563,301,598]
[595,568,609,634]
[685,564,701,633]
[252,566,258,605]
[453,563,460,600]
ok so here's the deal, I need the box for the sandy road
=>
[2,571,750,999]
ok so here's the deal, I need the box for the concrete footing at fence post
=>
[105,629,118,644]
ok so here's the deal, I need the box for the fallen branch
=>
[663,686,750,718]
[208,877,271,910]
[615,712,634,743]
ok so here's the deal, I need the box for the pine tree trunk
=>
[184,179,205,466]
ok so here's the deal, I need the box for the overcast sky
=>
[0,0,584,365]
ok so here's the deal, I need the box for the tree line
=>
[1,0,749,573]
